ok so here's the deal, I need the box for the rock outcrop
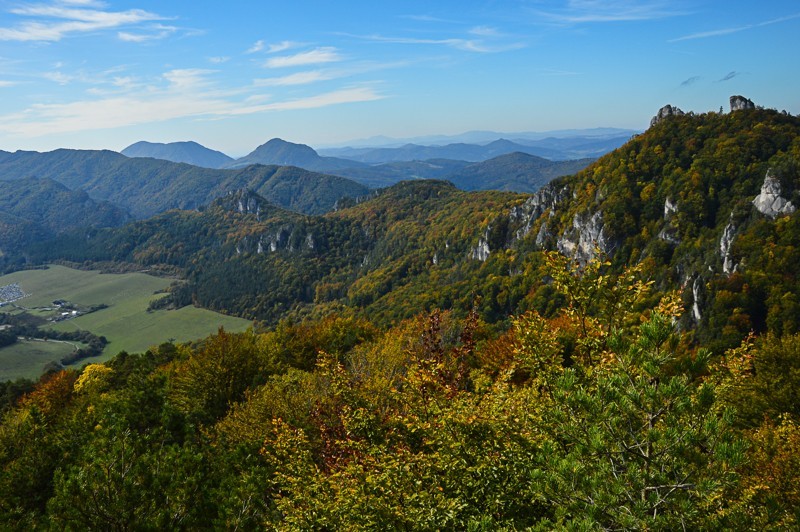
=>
[556,211,615,264]
[650,104,685,127]
[720,216,737,274]
[752,169,795,218]
[509,183,569,242]
[730,95,755,112]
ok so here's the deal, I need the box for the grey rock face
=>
[664,197,678,219]
[509,184,569,242]
[730,95,755,112]
[556,211,614,264]
[650,104,685,127]
[691,276,704,323]
[720,216,737,274]
[752,169,796,218]
[470,234,491,262]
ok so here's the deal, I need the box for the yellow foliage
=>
[74,364,114,395]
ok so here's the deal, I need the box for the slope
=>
[121,141,233,168]
[0,149,369,218]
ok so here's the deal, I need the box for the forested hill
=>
[4,104,800,529]
[26,105,800,353]
[533,106,800,351]
[0,149,368,218]
[0,177,130,257]
[35,182,534,326]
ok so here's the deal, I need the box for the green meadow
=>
[0,265,252,380]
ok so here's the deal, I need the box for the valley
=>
[0,265,252,380]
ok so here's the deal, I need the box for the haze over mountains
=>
[122,141,233,169]
[119,129,623,190]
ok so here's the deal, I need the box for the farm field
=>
[0,339,83,381]
[0,265,252,380]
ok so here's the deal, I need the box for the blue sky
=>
[0,0,797,155]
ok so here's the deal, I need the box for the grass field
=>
[0,265,253,380]
[0,339,83,381]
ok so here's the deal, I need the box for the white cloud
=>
[254,70,333,87]
[226,86,383,114]
[469,26,500,37]
[0,2,167,42]
[162,69,216,90]
[534,0,685,24]
[43,71,73,84]
[267,40,300,53]
[264,47,342,68]
[0,80,18,87]
[669,12,800,42]
[209,56,230,64]
[246,39,264,53]
[351,34,523,53]
[0,66,383,138]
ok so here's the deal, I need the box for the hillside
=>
[225,138,365,172]
[444,152,593,192]
[0,149,368,218]
[18,104,800,354]
[4,103,800,530]
[121,141,233,168]
[0,177,130,260]
[332,159,470,187]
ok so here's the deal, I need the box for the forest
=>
[1,106,800,528]
[1,253,798,528]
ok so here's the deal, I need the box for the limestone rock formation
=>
[752,169,796,218]
[720,216,737,274]
[730,95,755,112]
[650,104,685,127]
[556,211,615,264]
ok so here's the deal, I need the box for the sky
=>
[0,0,797,156]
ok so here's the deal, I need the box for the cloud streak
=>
[680,75,701,87]
[0,68,383,137]
[533,0,685,24]
[264,47,342,68]
[347,33,524,53]
[0,2,168,42]
[717,71,740,82]
[670,11,800,42]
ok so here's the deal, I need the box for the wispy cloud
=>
[0,68,383,137]
[680,75,701,87]
[533,0,685,24]
[717,71,740,82]
[0,1,168,42]
[208,56,229,64]
[267,40,301,53]
[254,70,334,87]
[246,40,264,53]
[670,11,800,42]
[43,71,73,84]
[401,14,462,24]
[347,33,524,53]
[0,80,18,88]
[539,68,580,76]
[264,47,342,68]
[118,24,177,42]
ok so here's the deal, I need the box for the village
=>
[0,283,28,306]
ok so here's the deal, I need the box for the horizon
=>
[0,0,798,155]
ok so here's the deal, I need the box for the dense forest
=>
[1,254,799,528]
[2,105,800,527]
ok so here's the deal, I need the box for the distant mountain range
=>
[122,141,233,168]
[0,177,130,256]
[118,128,633,175]
[223,138,366,173]
[445,152,594,192]
[0,149,368,218]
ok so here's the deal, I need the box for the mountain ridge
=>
[121,140,233,168]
